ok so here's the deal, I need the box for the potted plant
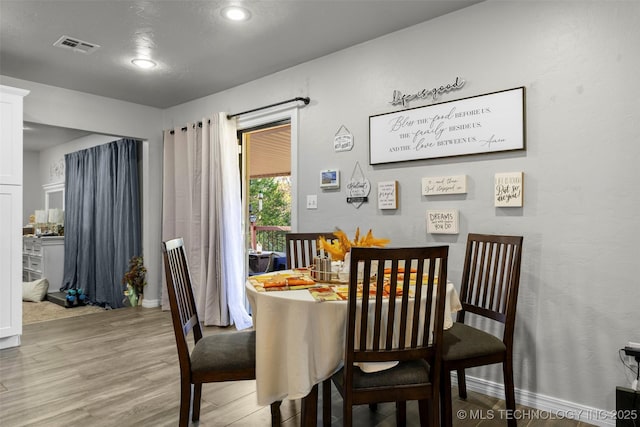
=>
[122,255,147,307]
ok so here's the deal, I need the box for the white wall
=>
[22,151,40,224]
[163,0,640,415]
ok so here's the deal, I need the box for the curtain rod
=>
[168,97,310,134]
[169,121,207,135]
[227,97,310,119]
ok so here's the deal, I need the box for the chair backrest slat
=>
[458,234,523,327]
[371,261,385,350]
[285,232,338,269]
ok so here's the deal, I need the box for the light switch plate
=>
[306,195,318,209]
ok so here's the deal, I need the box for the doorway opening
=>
[239,121,291,274]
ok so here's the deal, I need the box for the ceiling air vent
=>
[53,35,100,54]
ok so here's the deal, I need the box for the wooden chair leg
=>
[192,382,202,421]
[322,380,332,427]
[441,369,454,427]
[300,384,318,427]
[270,400,282,426]
[417,399,432,426]
[396,401,407,426]
[179,380,192,427]
[457,368,467,399]
[503,360,517,427]
[418,399,427,424]
[343,401,352,427]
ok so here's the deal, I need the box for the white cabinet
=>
[0,86,25,185]
[0,85,29,350]
[23,236,65,291]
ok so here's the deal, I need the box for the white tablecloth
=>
[245,273,462,406]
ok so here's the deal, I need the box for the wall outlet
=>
[306,195,318,209]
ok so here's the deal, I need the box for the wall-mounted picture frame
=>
[369,87,526,165]
[422,174,467,196]
[320,169,340,189]
[426,209,459,234]
[495,171,524,207]
[378,181,398,209]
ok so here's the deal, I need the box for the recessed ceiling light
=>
[222,6,251,21]
[131,58,157,69]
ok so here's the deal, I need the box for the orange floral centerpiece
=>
[319,227,390,261]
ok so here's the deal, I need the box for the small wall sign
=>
[422,175,467,195]
[334,125,354,152]
[426,209,459,234]
[346,162,371,208]
[378,181,398,210]
[494,172,524,207]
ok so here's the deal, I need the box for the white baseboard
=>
[455,374,615,427]
[141,298,160,308]
[0,334,21,350]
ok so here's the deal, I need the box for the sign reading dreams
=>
[369,87,525,165]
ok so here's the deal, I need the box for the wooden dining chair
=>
[162,237,280,427]
[285,232,337,269]
[323,246,449,427]
[440,233,523,427]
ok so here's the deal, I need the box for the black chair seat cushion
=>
[332,359,431,390]
[191,330,256,374]
[443,322,506,361]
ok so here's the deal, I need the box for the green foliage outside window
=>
[249,177,291,227]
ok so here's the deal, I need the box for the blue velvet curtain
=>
[61,138,141,308]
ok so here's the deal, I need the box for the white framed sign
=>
[494,172,524,207]
[378,181,398,209]
[422,175,467,195]
[369,87,525,165]
[426,209,459,234]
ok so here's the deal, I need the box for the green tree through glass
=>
[249,177,291,227]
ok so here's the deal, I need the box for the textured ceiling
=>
[23,122,93,152]
[0,0,481,109]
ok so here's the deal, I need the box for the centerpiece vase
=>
[339,252,351,282]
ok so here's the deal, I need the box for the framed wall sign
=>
[378,181,398,209]
[426,209,459,234]
[369,87,525,165]
[422,175,467,195]
[494,172,524,207]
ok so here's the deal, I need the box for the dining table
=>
[245,269,462,426]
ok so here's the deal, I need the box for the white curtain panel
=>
[162,113,252,329]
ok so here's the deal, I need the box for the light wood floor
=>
[0,307,589,426]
